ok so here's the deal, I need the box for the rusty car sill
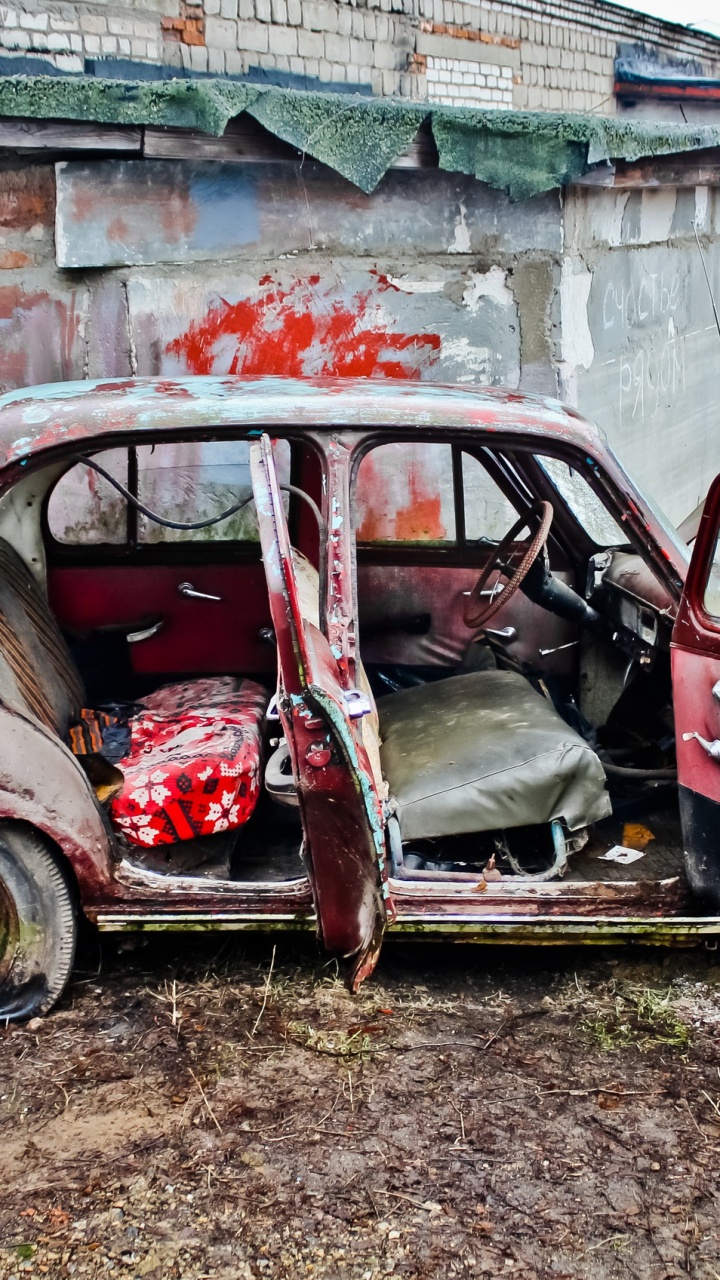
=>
[94,912,316,931]
[92,911,720,945]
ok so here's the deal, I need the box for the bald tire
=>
[0,824,76,1021]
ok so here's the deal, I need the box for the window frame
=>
[43,431,306,567]
[351,435,586,570]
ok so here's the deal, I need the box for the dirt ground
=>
[3,935,720,1279]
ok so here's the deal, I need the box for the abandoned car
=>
[1,375,720,1018]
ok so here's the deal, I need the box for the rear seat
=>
[0,539,269,848]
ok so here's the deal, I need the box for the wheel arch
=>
[0,706,115,906]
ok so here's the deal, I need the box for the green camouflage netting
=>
[0,77,719,198]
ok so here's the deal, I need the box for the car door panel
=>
[250,433,388,986]
[357,562,577,674]
[49,562,274,674]
[672,472,720,906]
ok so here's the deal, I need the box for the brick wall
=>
[0,0,719,114]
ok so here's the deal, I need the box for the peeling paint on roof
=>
[0,78,719,198]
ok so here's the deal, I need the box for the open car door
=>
[250,435,390,988]
[672,471,720,907]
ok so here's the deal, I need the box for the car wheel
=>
[0,824,77,1021]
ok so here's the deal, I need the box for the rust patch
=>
[0,168,54,230]
[0,250,32,270]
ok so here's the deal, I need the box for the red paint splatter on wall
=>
[166,276,441,380]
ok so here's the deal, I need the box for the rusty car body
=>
[2,374,720,1018]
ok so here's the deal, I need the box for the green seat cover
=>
[378,669,610,841]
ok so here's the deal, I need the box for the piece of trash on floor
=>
[598,845,646,865]
[622,822,655,851]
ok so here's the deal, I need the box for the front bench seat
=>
[378,669,610,841]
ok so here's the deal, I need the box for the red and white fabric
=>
[109,676,269,847]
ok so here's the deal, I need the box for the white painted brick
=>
[204,0,220,13]
[225,48,246,71]
[190,42,208,69]
[145,38,160,57]
[255,0,270,18]
[117,36,130,54]
[237,17,268,50]
[46,31,69,49]
[287,0,302,23]
[337,6,351,34]
[83,33,100,52]
[289,54,303,73]
[0,9,17,27]
[268,23,296,53]
[108,17,134,36]
[55,51,82,71]
[271,0,287,22]
[50,17,77,32]
[20,12,47,30]
[324,32,349,61]
[207,36,225,66]
[237,0,253,17]
[134,19,157,38]
[130,37,147,56]
[205,15,237,47]
[304,56,319,76]
[100,34,117,52]
[375,14,389,40]
[1,28,30,48]
[220,0,237,16]
[298,27,323,56]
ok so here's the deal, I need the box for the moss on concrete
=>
[432,108,720,199]
[0,75,261,133]
[0,76,718,199]
[248,89,428,193]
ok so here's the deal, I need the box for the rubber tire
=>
[0,823,77,1022]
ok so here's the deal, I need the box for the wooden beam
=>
[144,114,439,169]
[0,116,142,152]
[574,148,720,189]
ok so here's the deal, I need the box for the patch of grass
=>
[580,984,691,1051]
[286,1021,375,1059]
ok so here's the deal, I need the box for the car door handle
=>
[127,619,164,644]
[683,731,720,761]
[178,582,223,602]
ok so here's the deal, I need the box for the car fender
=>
[0,705,114,901]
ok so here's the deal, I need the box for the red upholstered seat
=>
[109,677,269,848]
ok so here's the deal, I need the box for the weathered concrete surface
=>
[55,160,561,268]
[562,185,720,525]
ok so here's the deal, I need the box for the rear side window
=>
[48,439,291,547]
[48,449,129,546]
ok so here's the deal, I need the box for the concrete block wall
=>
[0,0,719,112]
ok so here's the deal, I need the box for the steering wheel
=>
[463,500,554,630]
